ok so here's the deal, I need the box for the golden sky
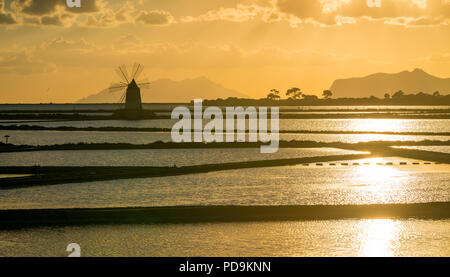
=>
[0,0,449,103]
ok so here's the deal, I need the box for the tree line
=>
[202,89,450,106]
[266,88,332,101]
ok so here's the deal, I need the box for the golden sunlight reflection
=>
[350,119,404,133]
[357,219,401,257]
[353,158,405,203]
[356,158,400,181]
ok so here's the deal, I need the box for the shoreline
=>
[1,140,450,153]
[2,125,450,136]
[0,202,448,229]
[0,147,449,189]
[0,153,374,189]
[2,113,450,120]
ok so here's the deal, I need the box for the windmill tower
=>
[109,64,150,113]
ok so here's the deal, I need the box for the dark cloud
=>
[7,0,103,27]
[8,0,173,28]
[14,0,100,16]
[0,0,16,24]
[40,14,63,25]
[0,13,16,24]
[65,0,101,14]
[277,0,323,20]
[17,0,59,16]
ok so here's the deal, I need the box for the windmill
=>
[109,64,150,111]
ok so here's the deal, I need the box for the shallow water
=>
[1,106,449,257]
[392,145,450,154]
[0,147,366,167]
[1,130,449,146]
[2,118,450,132]
[0,157,448,209]
[0,219,448,257]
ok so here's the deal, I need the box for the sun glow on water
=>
[350,157,408,203]
[355,158,400,183]
[350,119,404,133]
[357,219,401,257]
[352,160,407,256]
[355,158,400,181]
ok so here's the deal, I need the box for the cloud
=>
[3,0,449,28]
[85,40,369,69]
[383,15,446,27]
[276,0,450,27]
[0,49,56,74]
[7,0,102,26]
[81,6,175,28]
[14,0,61,16]
[80,1,136,27]
[40,14,63,25]
[180,4,275,23]
[113,34,144,51]
[40,37,97,52]
[0,0,16,24]
[13,0,101,16]
[177,1,356,27]
[136,10,175,25]
[5,34,370,75]
[6,0,174,28]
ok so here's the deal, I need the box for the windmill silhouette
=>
[109,64,150,111]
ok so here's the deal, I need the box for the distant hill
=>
[77,76,248,103]
[329,69,450,98]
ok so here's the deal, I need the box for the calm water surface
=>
[0,219,448,257]
[1,105,449,257]
[0,148,366,167]
[2,119,450,132]
[1,130,449,146]
[0,158,448,209]
[393,146,450,154]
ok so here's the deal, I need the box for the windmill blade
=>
[136,77,150,87]
[137,77,149,83]
[132,63,144,80]
[119,91,127,103]
[109,82,128,88]
[131,63,138,79]
[137,82,151,89]
[109,87,126,93]
[120,64,131,82]
[109,83,128,93]
[116,65,130,84]
[115,69,126,83]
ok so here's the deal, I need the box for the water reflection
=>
[1,219,447,256]
[0,157,448,209]
[358,219,401,257]
[2,130,449,146]
[356,158,400,180]
[350,119,403,133]
[2,119,450,132]
[354,158,405,203]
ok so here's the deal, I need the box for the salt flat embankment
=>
[0,202,448,229]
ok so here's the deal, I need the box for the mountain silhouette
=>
[78,76,248,103]
[329,69,450,98]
